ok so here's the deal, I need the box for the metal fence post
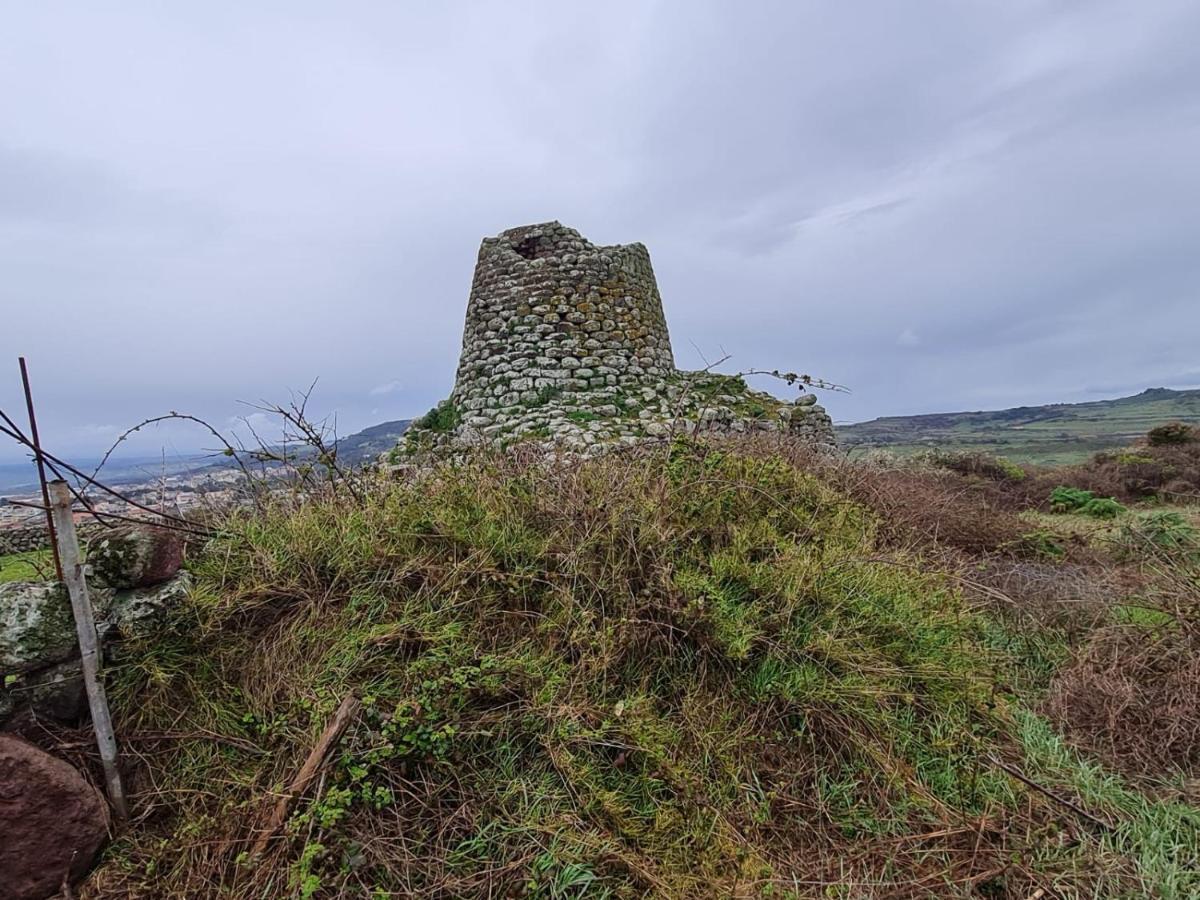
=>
[47,479,128,819]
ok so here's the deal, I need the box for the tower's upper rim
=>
[485,221,646,260]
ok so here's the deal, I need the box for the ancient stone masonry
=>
[401,222,835,453]
[453,221,675,406]
[1,525,190,726]
[0,520,105,555]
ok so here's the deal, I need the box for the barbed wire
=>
[0,408,218,539]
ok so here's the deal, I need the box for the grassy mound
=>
[83,439,1195,897]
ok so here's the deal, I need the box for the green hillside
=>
[838,387,1200,465]
[73,435,1200,897]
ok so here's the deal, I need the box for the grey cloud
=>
[1,1,1198,461]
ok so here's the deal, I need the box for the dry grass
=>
[814,461,1030,556]
[1044,548,1200,783]
[72,437,1092,898]
[28,433,1197,898]
[1027,440,1200,507]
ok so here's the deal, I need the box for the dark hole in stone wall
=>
[512,235,548,260]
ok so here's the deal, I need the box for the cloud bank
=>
[2,1,1197,460]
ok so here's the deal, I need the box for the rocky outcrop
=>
[89,525,184,589]
[1,573,189,724]
[401,222,836,454]
[0,581,78,674]
[0,734,110,899]
[1,525,189,726]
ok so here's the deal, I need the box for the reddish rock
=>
[89,525,183,589]
[0,734,110,899]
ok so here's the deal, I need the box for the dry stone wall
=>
[0,521,105,555]
[1,525,190,726]
[453,221,675,413]
[402,222,835,453]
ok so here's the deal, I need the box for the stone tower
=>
[400,221,835,453]
[450,221,676,414]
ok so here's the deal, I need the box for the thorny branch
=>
[669,348,846,437]
[2,381,370,546]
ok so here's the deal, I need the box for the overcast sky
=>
[2,1,1198,462]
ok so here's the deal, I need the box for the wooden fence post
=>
[47,479,128,819]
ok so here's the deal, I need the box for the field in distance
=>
[837,386,1200,465]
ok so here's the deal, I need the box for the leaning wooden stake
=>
[19,357,63,581]
[251,694,360,857]
[48,479,128,819]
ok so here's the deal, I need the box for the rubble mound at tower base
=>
[402,371,834,455]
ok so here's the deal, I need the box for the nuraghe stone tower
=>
[401,222,834,453]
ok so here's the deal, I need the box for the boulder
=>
[0,581,79,673]
[0,659,88,724]
[2,573,188,725]
[105,572,192,636]
[89,525,183,589]
[0,734,109,899]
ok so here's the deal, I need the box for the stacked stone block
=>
[451,221,674,422]
[402,222,835,453]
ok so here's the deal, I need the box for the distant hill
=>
[0,420,413,497]
[333,419,411,464]
[837,387,1200,465]
[257,419,411,469]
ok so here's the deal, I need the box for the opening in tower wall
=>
[512,235,547,260]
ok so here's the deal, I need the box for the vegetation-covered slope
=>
[46,433,1200,898]
[838,387,1200,465]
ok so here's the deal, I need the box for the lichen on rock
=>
[0,581,89,673]
[1,570,190,724]
[89,524,183,589]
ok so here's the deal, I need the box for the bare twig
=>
[90,412,258,489]
[739,368,850,394]
[986,754,1114,831]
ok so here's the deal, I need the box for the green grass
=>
[414,401,461,433]
[1021,505,1200,560]
[1015,709,1200,898]
[839,387,1200,465]
[0,549,52,582]
[81,437,1200,897]
[89,438,1075,898]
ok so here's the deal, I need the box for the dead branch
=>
[250,694,361,857]
[986,754,1114,831]
[90,412,257,488]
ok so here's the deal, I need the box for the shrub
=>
[837,465,1031,554]
[1116,452,1155,466]
[1046,592,1200,779]
[919,449,1026,482]
[1015,529,1066,559]
[1049,486,1125,518]
[1117,511,1199,561]
[1148,421,1195,446]
[1015,439,1200,505]
[415,401,461,433]
[1050,486,1096,513]
[1080,496,1126,519]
